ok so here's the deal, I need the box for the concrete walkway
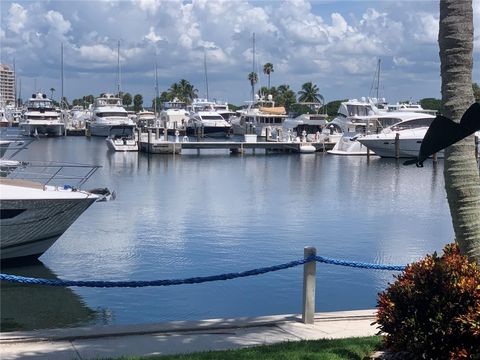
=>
[0,309,378,360]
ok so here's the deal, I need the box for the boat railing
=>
[5,160,102,188]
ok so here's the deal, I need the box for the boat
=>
[356,113,438,158]
[136,109,157,128]
[230,95,287,138]
[186,98,231,137]
[87,94,135,137]
[386,102,437,115]
[0,161,113,262]
[19,93,65,136]
[159,99,189,130]
[106,125,138,152]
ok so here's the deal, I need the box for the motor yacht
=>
[356,113,438,158]
[159,99,189,130]
[230,95,287,138]
[19,93,65,136]
[87,94,134,137]
[136,109,157,128]
[186,98,231,137]
[106,125,138,152]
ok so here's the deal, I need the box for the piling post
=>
[147,129,152,154]
[155,127,159,140]
[395,133,400,159]
[302,246,317,325]
[475,134,478,161]
[164,126,168,142]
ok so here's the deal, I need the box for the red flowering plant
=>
[375,243,480,359]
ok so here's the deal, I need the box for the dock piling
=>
[395,133,400,159]
[302,246,317,325]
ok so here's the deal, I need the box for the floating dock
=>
[139,140,335,155]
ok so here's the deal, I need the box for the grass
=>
[110,336,382,360]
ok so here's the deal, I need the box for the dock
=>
[138,140,335,155]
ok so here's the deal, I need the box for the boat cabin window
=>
[96,112,128,118]
[28,101,53,109]
[391,118,434,131]
[346,105,372,116]
[26,115,60,120]
[201,115,224,120]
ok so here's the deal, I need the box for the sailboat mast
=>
[117,40,121,99]
[204,49,209,101]
[252,32,256,101]
[154,62,159,116]
[376,58,381,105]
[61,43,64,111]
[13,58,17,108]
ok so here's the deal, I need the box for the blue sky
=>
[1,0,479,106]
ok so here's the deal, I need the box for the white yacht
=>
[356,113,438,158]
[87,94,134,137]
[186,98,231,137]
[159,99,190,130]
[0,178,99,261]
[136,109,157,128]
[106,125,138,152]
[213,101,236,122]
[19,93,65,136]
[230,95,287,138]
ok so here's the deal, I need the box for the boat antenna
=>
[204,48,209,101]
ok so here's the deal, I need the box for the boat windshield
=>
[201,115,224,120]
[390,117,434,131]
[96,112,128,118]
[346,104,372,116]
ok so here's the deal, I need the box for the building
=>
[0,64,16,105]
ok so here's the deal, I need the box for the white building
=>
[0,64,16,105]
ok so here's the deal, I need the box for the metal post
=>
[395,133,400,159]
[148,130,152,154]
[302,246,317,325]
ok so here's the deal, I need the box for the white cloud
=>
[79,44,116,62]
[8,3,28,34]
[45,10,71,35]
[413,13,438,43]
[393,57,415,66]
[145,26,162,42]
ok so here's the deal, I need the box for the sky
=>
[1,0,479,107]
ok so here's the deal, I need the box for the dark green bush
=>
[376,243,480,359]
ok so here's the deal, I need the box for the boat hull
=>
[20,123,65,137]
[0,198,96,261]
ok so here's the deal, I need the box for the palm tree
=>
[263,63,274,89]
[297,82,322,103]
[439,0,480,262]
[50,87,55,100]
[248,72,258,101]
[276,84,296,112]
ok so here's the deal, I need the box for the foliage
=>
[376,243,480,359]
[122,93,132,107]
[263,62,274,89]
[111,337,381,360]
[297,82,323,103]
[419,98,442,112]
[248,71,258,87]
[133,94,143,113]
[473,82,480,102]
[325,100,347,117]
[275,84,296,112]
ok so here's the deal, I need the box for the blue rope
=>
[0,256,406,288]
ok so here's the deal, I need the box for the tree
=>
[439,0,480,262]
[133,94,143,113]
[263,63,274,89]
[276,84,296,112]
[419,98,442,112]
[297,82,322,103]
[50,87,55,100]
[326,99,348,117]
[122,93,132,107]
[248,72,258,101]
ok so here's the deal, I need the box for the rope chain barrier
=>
[0,255,406,288]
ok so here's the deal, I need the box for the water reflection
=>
[1,261,108,331]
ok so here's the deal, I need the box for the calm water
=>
[1,136,454,331]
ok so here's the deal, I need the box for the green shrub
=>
[375,243,480,359]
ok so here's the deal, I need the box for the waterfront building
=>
[0,64,16,105]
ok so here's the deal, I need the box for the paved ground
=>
[0,309,378,360]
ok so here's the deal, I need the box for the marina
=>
[1,135,454,331]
